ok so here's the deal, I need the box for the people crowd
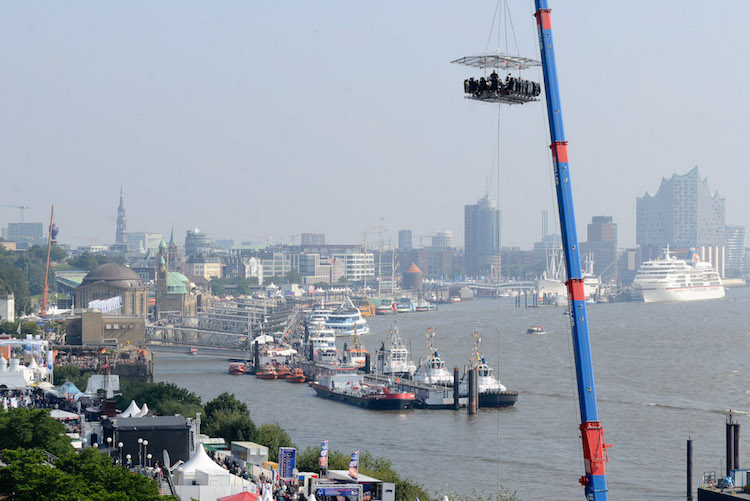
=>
[464,70,541,100]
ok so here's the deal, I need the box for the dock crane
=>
[534,1,611,499]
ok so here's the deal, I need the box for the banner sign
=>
[319,440,328,469]
[279,447,297,481]
[348,450,359,479]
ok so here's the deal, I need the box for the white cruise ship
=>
[632,247,725,303]
[323,296,370,337]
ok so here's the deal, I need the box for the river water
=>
[154,288,750,499]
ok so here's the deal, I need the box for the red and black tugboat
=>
[309,374,415,410]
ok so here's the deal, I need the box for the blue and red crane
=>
[453,1,611,499]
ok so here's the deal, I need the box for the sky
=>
[1,1,748,250]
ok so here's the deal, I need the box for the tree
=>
[52,365,90,388]
[297,446,350,473]
[67,252,100,271]
[0,263,31,314]
[313,282,330,291]
[254,423,294,461]
[210,277,227,297]
[285,270,302,284]
[204,392,249,419]
[50,246,67,262]
[117,380,204,418]
[0,408,73,457]
[203,410,256,444]
[338,276,349,284]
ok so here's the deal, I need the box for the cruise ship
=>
[632,247,725,303]
[323,296,370,337]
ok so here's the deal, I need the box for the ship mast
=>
[534,2,611,499]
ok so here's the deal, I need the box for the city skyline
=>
[2,2,749,249]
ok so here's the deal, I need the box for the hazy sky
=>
[1,1,748,250]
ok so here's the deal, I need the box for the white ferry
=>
[323,296,370,337]
[632,246,725,303]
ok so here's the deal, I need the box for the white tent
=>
[251,335,274,345]
[174,444,229,485]
[135,403,150,417]
[118,400,141,418]
[50,409,80,420]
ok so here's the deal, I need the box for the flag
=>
[348,450,359,479]
[100,348,106,354]
[319,440,328,469]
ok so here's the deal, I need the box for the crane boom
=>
[41,205,54,316]
[533,2,611,499]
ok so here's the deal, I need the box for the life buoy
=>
[708,480,714,488]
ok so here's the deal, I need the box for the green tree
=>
[285,270,302,284]
[233,277,253,296]
[210,277,227,296]
[52,365,90,388]
[204,392,249,418]
[0,263,31,314]
[254,423,294,461]
[67,252,99,271]
[0,448,79,501]
[117,380,204,418]
[313,282,330,291]
[0,408,73,457]
[203,409,256,443]
[296,446,350,473]
[50,246,67,262]
[337,276,349,284]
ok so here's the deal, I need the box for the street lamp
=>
[147,453,152,468]
[106,437,112,458]
[118,441,124,466]
[125,454,131,469]
[143,439,148,470]
[138,438,143,468]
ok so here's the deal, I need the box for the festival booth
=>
[172,444,257,501]
[318,471,395,501]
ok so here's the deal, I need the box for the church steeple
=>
[115,188,127,245]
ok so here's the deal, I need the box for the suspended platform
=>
[453,52,542,105]
[465,89,538,105]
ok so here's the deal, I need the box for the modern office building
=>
[127,232,164,253]
[431,230,453,249]
[725,225,746,278]
[580,216,618,280]
[398,230,413,251]
[464,195,501,277]
[301,233,325,247]
[636,167,725,260]
[184,229,213,256]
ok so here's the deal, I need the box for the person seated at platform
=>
[490,70,499,91]
[479,77,487,92]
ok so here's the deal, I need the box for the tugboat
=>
[411,328,453,386]
[375,323,417,377]
[287,368,306,383]
[461,332,518,408]
[309,373,415,410]
[256,364,278,380]
[341,326,368,369]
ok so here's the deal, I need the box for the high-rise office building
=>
[398,230,412,251]
[184,228,213,256]
[636,167,725,259]
[464,195,501,277]
[725,225,746,278]
[301,233,325,247]
[431,230,452,249]
[581,216,618,279]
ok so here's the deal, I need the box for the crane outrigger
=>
[534,1,611,499]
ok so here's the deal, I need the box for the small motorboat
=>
[287,368,306,383]
[256,365,278,380]
[228,362,246,375]
[188,347,198,356]
[527,326,545,335]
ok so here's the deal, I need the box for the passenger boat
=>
[415,301,437,312]
[527,326,545,335]
[460,332,518,408]
[228,362,246,375]
[256,365,278,380]
[286,368,306,383]
[309,373,415,410]
[411,328,453,386]
[375,303,395,315]
[632,246,725,303]
[305,326,338,365]
[324,297,370,336]
[375,323,417,377]
[276,365,291,379]
[395,297,415,313]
